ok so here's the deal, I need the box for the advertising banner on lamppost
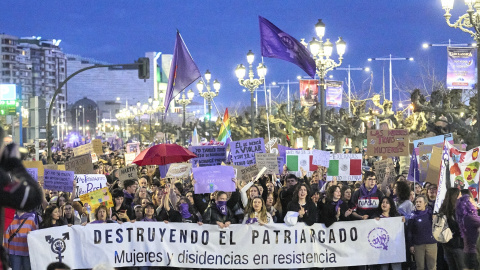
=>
[326,80,343,108]
[447,47,476,90]
[299,79,318,107]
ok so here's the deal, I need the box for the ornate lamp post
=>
[197,70,220,137]
[176,89,194,145]
[307,19,346,150]
[440,0,480,145]
[235,50,267,138]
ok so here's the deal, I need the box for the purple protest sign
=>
[188,145,227,167]
[192,166,235,194]
[44,169,74,192]
[229,138,266,167]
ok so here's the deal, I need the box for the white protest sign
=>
[73,174,107,201]
[255,153,279,175]
[44,169,75,192]
[125,152,136,165]
[28,218,406,269]
[312,150,330,168]
[166,163,192,178]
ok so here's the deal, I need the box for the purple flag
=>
[407,152,420,183]
[259,16,316,78]
[164,31,201,113]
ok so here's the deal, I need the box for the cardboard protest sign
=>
[188,145,227,167]
[119,165,138,182]
[286,150,318,177]
[44,164,65,171]
[413,133,453,155]
[125,152,136,165]
[238,164,259,182]
[43,169,74,192]
[326,154,362,181]
[426,146,444,185]
[255,153,279,174]
[418,145,433,183]
[26,168,38,181]
[74,174,108,201]
[312,150,331,167]
[192,165,235,193]
[229,138,265,167]
[23,161,44,177]
[374,159,396,185]
[367,129,409,157]
[79,187,114,210]
[65,154,94,174]
[166,163,192,178]
[92,139,103,155]
[73,143,93,156]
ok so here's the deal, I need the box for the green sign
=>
[0,100,17,115]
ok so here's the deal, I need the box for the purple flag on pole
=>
[259,16,316,78]
[164,31,201,113]
[407,151,420,183]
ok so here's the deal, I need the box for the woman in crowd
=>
[240,179,261,209]
[164,195,202,224]
[286,183,317,226]
[40,205,65,229]
[456,193,480,270]
[341,185,355,209]
[439,188,464,270]
[265,193,279,223]
[243,196,273,225]
[318,185,352,227]
[61,202,81,225]
[185,191,203,222]
[395,181,415,219]
[140,202,156,222]
[203,191,234,228]
[133,186,149,206]
[89,205,117,224]
[110,188,132,223]
[133,205,144,221]
[407,195,437,270]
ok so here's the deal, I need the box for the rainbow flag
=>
[217,108,231,143]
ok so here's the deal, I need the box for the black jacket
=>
[318,199,351,227]
[202,202,235,225]
[286,200,317,226]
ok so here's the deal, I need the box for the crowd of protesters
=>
[3,141,480,270]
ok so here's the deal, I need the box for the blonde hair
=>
[247,196,268,224]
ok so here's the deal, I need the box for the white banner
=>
[28,218,405,269]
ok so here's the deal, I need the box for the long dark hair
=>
[292,183,312,203]
[377,196,398,217]
[439,188,460,218]
[41,205,63,228]
[395,181,411,203]
[326,185,340,201]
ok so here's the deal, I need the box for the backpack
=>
[432,213,453,243]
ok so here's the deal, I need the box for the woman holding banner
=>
[40,205,65,229]
[89,205,117,224]
[110,189,132,223]
[318,185,352,227]
[203,191,235,228]
[286,183,317,226]
[164,195,202,224]
[242,196,273,225]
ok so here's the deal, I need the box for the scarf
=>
[216,201,228,216]
[179,203,192,219]
[123,190,135,207]
[334,199,343,212]
[359,183,377,197]
[245,217,258,224]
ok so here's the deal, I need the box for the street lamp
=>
[367,55,414,103]
[197,70,220,137]
[333,66,370,116]
[440,0,480,145]
[236,50,267,138]
[176,89,194,145]
[307,19,346,150]
[79,105,85,137]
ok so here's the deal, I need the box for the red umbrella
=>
[132,144,197,166]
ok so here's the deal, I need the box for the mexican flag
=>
[327,153,362,181]
[286,150,318,175]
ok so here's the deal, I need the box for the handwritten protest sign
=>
[44,164,65,171]
[73,143,93,156]
[79,187,114,209]
[65,154,94,174]
[44,169,74,192]
[367,129,409,157]
[374,159,396,185]
[312,150,331,167]
[166,163,192,178]
[124,152,136,165]
[127,143,140,155]
[192,165,235,193]
[119,165,138,182]
[188,145,227,167]
[238,164,259,182]
[23,161,44,177]
[92,139,103,155]
[230,138,265,167]
[26,168,38,181]
[74,174,108,201]
[255,153,279,174]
